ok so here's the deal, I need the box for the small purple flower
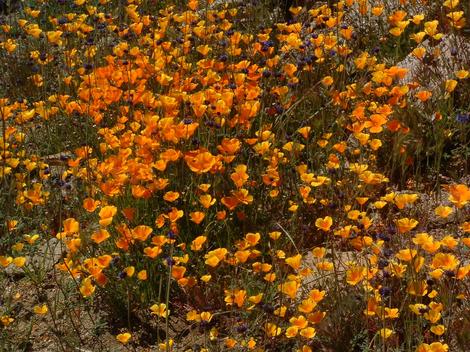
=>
[378,233,391,242]
[165,257,175,267]
[274,104,284,114]
[378,259,389,269]
[444,270,455,278]
[118,271,127,279]
[419,306,429,314]
[262,70,271,78]
[218,54,228,62]
[456,113,470,123]
[379,287,391,297]
[382,248,394,258]
[110,257,120,267]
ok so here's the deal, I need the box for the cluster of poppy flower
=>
[1,0,469,350]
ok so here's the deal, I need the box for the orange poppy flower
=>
[285,254,302,270]
[279,280,300,299]
[189,211,205,224]
[166,207,183,223]
[396,218,419,233]
[63,218,79,234]
[346,266,366,285]
[184,150,217,174]
[190,236,207,251]
[415,90,432,102]
[217,138,241,155]
[315,216,333,232]
[163,191,180,202]
[83,198,100,212]
[199,194,216,208]
[143,246,162,259]
[171,266,186,280]
[91,229,110,244]
[99,206,118,226]
[132,225,152,241]
[231,164,249,188]
[448,184,470,208]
